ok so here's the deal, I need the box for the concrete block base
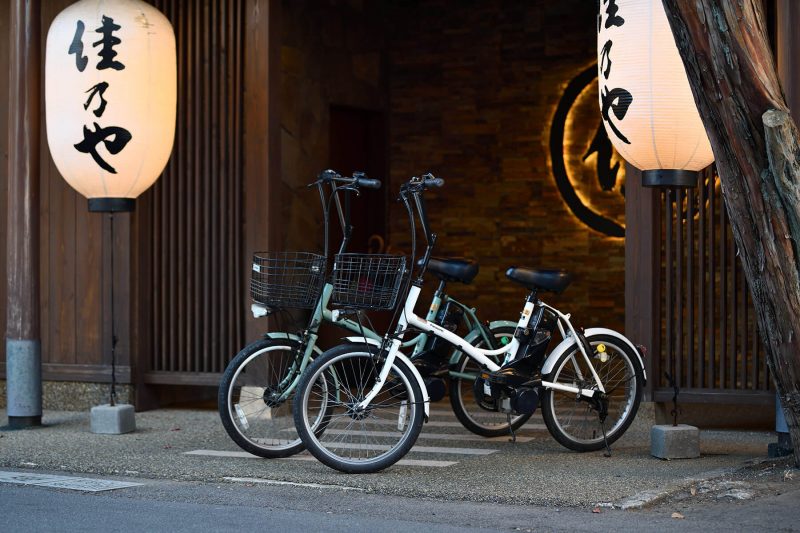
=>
[651,424,699,459]
[90,404,136,434]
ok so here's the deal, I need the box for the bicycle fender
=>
[344,336,381,347]
[395,351,431,419]
[584,328,646,383]
[345,336,430,419]
[541,328,647,383]
[264,332,324,356]
[449,320,517,365]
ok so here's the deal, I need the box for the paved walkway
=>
[0,406,780,508]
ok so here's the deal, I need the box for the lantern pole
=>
[109,212,117,406]
[5,0,42,429]
[88,201,135,433]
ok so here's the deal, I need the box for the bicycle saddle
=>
[505,267,572,293]
[418,257,479,284]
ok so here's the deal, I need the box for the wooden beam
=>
[7,0,40,341]
[243,0,281,344]
[624,164,660,401]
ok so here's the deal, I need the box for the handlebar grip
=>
[357,177,381,190]
[424,177,445,188]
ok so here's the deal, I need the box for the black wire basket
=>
[250,251,327,309]
[331,253,407,310]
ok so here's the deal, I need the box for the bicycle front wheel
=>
[541,334,643,452]
[218,338,315,458]
[293,343,425,473]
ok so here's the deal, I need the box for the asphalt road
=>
[2,474,800,533]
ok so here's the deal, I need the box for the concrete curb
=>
[602,466,735,510]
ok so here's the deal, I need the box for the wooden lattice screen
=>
[140,0,245,383]
[657,168,772,403]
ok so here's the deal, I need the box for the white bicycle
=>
[293,174,647,473]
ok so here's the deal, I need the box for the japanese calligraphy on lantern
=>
[597,0,633,147]
[45,0,177,204]
[68,15,131,174]
[595,0,714,174]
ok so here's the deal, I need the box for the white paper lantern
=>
[597,0,714,187]
[45,0,176,211]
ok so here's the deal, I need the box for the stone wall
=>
[0,381,134,411]
[385,0,627,331]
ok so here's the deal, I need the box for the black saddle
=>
[505,267,572,293]
[419,257,479,284]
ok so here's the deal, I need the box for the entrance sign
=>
[597,0,714,187]
[45,0,176,211]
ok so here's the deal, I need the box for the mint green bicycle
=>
[218,171,523,459]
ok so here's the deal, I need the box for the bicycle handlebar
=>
[352,171,381,190]
[401,172,444,193]
[356,177,381,189]
[421,173,444,188]
[312,169,382,191]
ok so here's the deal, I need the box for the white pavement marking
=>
[315,442,498,455]
[223,477,365,491]
[0,471,143,492]
[185,450,457,468]
[375,418,547,430]
[325,428,535,443]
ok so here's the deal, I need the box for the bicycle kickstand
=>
[599,418,612,458]
[507,413,516,444]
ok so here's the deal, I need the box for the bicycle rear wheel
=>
[541,334,643,452]
[293,343,425,473]
[449,326,532,437]
[219,338,320,458]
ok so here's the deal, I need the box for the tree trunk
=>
[661,0,800,464]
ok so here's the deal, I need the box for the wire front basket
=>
[250,252,327,309]
[331,253,406,310]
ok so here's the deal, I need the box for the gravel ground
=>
[0,408,779,508]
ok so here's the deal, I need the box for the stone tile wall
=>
[385,0,626,331]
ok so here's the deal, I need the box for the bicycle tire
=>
[293,343,425,473]
[448,325,532,437]
[218,337,315,458]
[541,333,643,452]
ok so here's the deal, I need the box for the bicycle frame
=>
[356,278,606,411]
[262,279,490,402]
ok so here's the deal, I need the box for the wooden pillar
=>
[624,164,660,402]
[243,0,281,344]
[6,0,42,427]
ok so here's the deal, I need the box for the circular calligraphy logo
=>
[549,64,626,238]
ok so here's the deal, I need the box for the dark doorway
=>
[328,106,388,253]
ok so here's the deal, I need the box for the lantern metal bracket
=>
[642,169,699,189]
[89,197,135,213]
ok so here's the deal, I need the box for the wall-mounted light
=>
[597,0,714,188]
